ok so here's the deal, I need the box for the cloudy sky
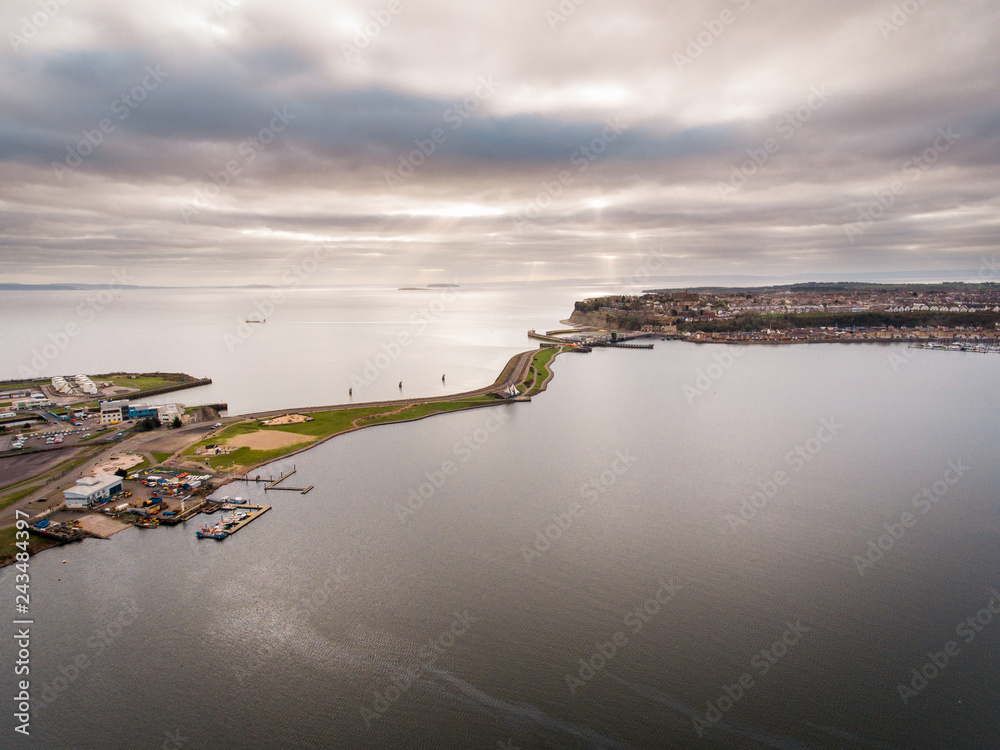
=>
[1,0,998,286]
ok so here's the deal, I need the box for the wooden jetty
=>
[266,484,314,494]
[240,468,297,486]
[196,504,271,540]
[222,504,270,534]
[237,466,313,494]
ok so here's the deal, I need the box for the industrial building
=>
[99,399,130,425]
[100,398,182,426]
[64,475,123,508]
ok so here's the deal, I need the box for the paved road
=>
[0,421,218,526]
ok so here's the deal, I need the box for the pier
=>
[527,330,570,344]
[591,342,655,350]
[240,467,314,494]
[196,504,271,540]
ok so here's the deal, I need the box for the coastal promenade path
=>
[235,348,538,423]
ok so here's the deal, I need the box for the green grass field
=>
[524,347,561,396]
[0,526,61,567]
[0,381,46,392]
[99,375,180,391]
[0,485,43,511]
[184,397,502,470]
[127,457,151,474]
[151,451,173,464]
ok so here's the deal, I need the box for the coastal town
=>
[570,282,1000,346]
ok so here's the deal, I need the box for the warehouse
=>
[63,475,123,508]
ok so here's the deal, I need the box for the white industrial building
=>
[156,403,182,425]
[63,475,123,508]
[73,374,99,395]
[99,399,130,425]
[51,376,72,394]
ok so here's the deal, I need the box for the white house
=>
[63,475,123,508]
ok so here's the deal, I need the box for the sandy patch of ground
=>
[77,513,131,538]
[93,453,145,476]
[262,414,314,426]
[226,430,314,451]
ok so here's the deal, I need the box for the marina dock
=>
[239,467,314,493]
[196,504,271,540]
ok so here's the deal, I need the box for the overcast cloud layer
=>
[1,0,998,285]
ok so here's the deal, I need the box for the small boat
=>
[196,523,229,540]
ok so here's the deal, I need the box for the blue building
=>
[129,403,159,420]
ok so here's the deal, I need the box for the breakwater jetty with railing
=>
[239,467,314,494]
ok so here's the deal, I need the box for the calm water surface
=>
[2,340,999,749]
[0,284,607,413]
